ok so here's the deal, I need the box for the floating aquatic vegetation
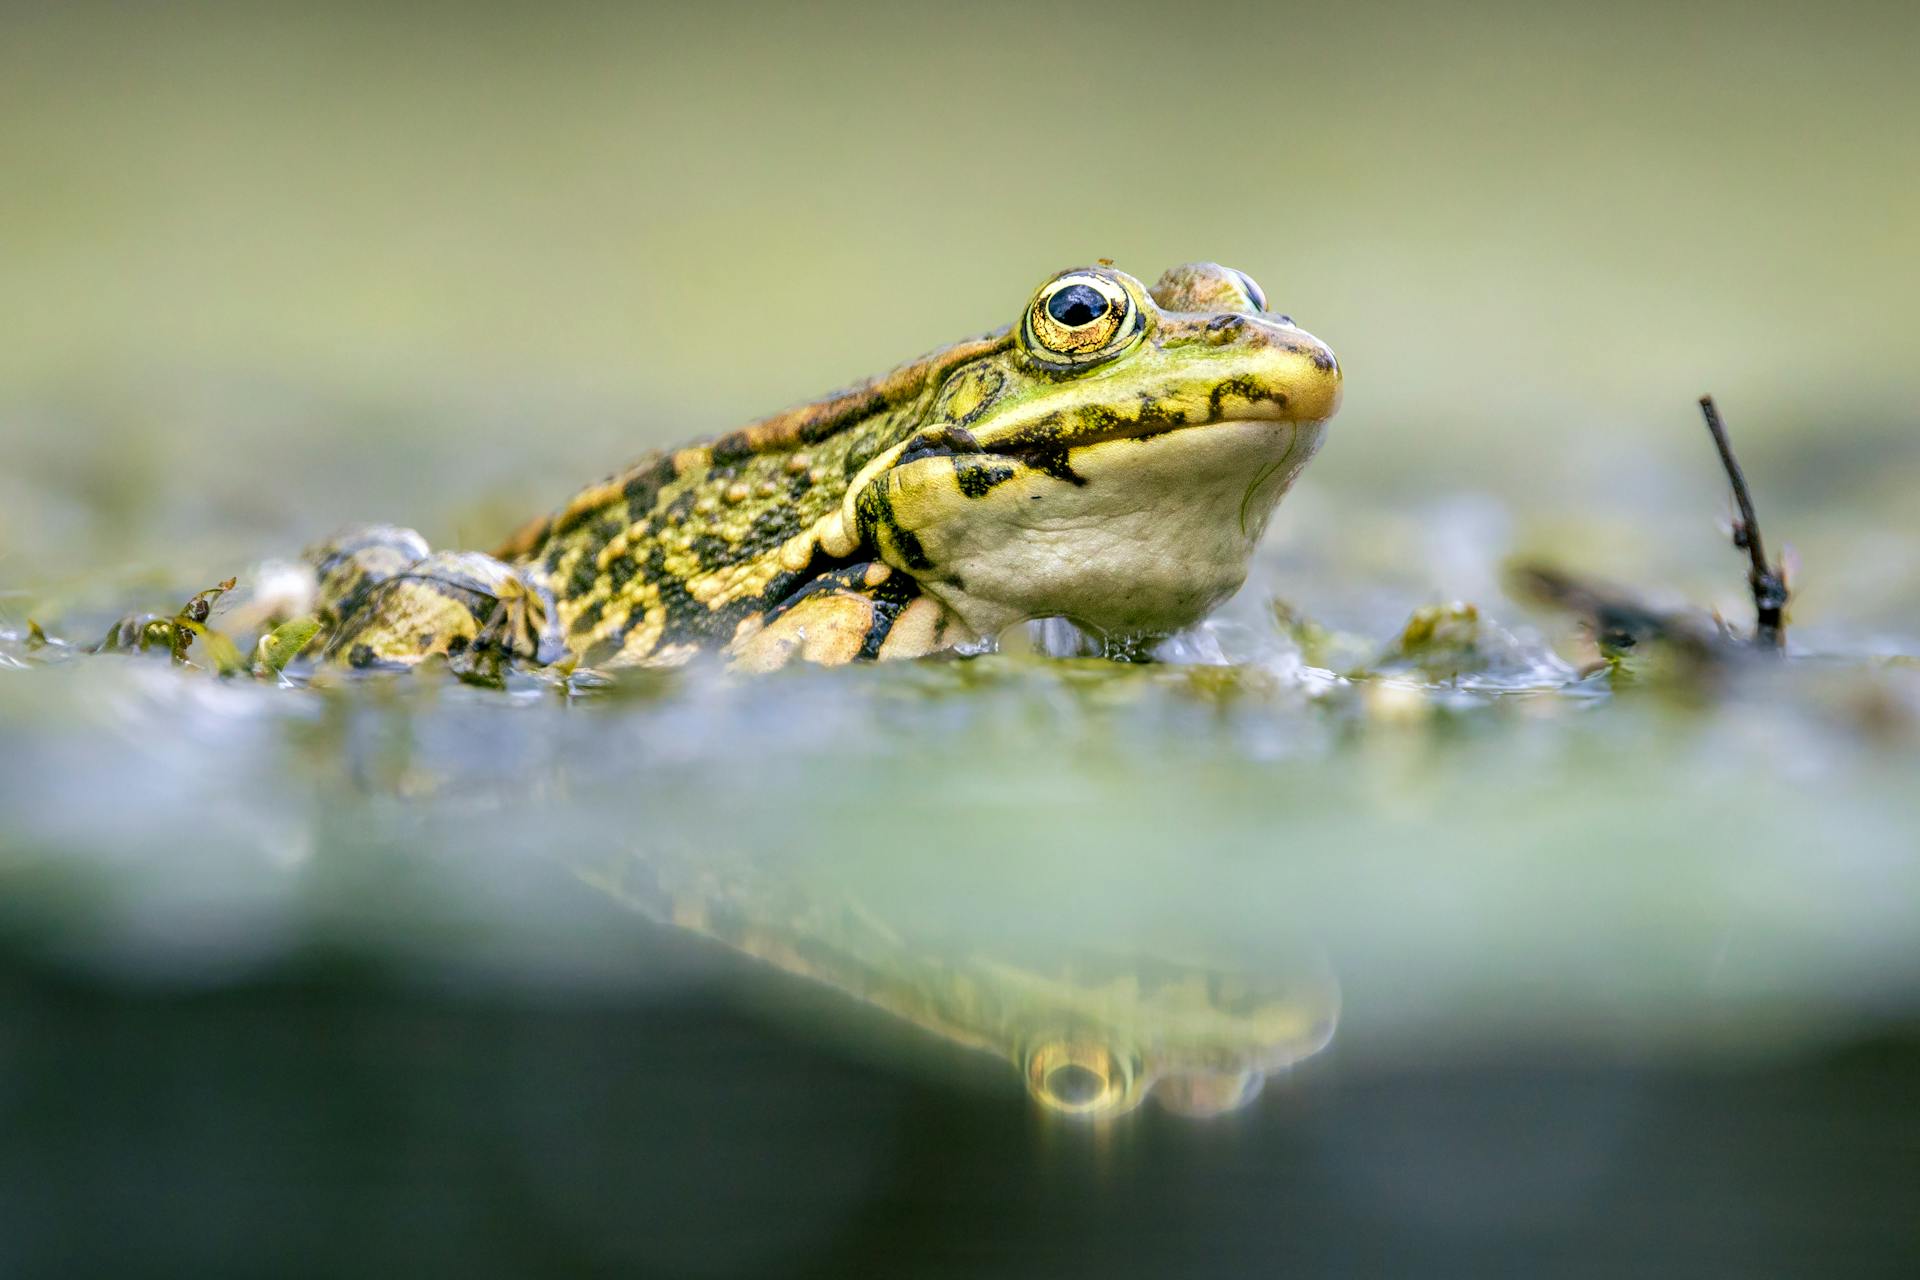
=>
[251,616,323,677]
[90,577,248,675]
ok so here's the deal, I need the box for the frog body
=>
[309,262,1341,673]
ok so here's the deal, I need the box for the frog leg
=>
[305,524,434,632]
[320,548,564,677]
[728,562,972,673]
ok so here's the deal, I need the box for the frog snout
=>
[1261,322,1342,424]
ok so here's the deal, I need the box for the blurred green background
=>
[3,0,1916,626]
[4,7,1920,1272]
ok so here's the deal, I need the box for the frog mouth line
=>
[893,399,1304,484]
[910,402,1290,462]
[975,403,1303,474]
[967,410,1297,491]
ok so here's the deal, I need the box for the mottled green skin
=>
[310,262,1342,673]
[508,329,1009,668]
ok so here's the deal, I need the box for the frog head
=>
[801,926,1338,1120]
[848,263,1342,643]
[999,952,1340,1119]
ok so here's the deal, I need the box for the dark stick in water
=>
[1698,396,1787,651]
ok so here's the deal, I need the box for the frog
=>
[299,261,1342,675]
[576,845,1340,1119]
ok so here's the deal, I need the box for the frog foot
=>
[305,525,563,677]
[728,562,972,673]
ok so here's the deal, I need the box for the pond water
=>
[3,532,1918,1273]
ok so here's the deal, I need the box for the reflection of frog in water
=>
[578,851,1338,1120]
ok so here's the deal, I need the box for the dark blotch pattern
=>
[708,431,755,465]
[856,572,921,660]
[566,554,600,600]
[855,480,935,570]
[1208,376,1285,418]
[1010,442,1083,485]
[760,562,923,662]
[954,459,1017,498]
[662,488,700,526]
[622,457,680,524]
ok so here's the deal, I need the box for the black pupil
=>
[1046,284,1109,328]
[1046,1063,1106,1106]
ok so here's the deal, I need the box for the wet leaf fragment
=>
[92,576,250,675]
[1373,602,1486,681]
[253,616,323,676]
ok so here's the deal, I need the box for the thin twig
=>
[1698,396,1786,651]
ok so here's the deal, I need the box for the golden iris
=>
[1023,271,1139,364]
[1023,1039,1137,1115]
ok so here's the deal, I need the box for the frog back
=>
[502,331,1008,665]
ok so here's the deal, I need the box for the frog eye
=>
[1022,271,1142,366]
[1232,269,1268,313]
[1022,1039,1141,1116]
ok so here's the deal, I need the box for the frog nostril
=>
[897,425,982,467]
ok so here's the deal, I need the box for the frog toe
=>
[729,562,970,672]
[323,550,559,677]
